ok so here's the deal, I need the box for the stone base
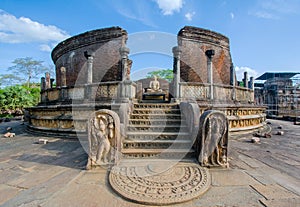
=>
[109,161,211,205]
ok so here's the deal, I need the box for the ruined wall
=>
[178,26,232,85]
[52,27,127,87]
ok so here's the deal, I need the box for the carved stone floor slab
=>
[109,160,211,205]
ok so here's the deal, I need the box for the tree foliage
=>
[0,74,24,87]
[146,69,174,82]
[0,85,40,110]
[2,57,54,87]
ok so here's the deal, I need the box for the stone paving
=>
[0,119,299,207]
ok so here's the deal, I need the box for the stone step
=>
[123,139,193,149]
[129,119,183,125]
[130,114,184,120]
[127,125,188,133]
[133,103,179,110]
[126,132,190,140]
[122,148,195,159]
[132,108,181,115]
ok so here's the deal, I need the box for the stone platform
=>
[0,119,299,207]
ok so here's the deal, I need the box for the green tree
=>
[146,69,174,82]
[0,85,40,110]
[0,74,24,87]
[5,57,49,87]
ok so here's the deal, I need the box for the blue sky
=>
[0,0,300,81]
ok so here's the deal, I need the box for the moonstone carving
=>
[196,110,229,167]
[109,163,211,205]
[86,109,121,169]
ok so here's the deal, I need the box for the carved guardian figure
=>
[86,109,121,169]
[196,110,229,167]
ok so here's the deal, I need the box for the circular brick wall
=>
[51,27,127,87]
[178,26,232,85]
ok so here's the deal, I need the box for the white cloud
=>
[235,66,258,81]
[250,0,300,19]
[261,0,300,14]
[39,44,52,52]
[251,11,278,19]
[185,12,195,21]
[230,12,234,19]
[155,0,184,15]
[0,10,70,44]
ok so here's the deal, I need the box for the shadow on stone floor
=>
[14,139,88,170]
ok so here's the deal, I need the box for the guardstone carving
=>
[86,109,121,169]
[196,110,229,167]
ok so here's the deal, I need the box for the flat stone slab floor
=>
[0,119,299,207]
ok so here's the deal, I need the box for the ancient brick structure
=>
[26,26,269,205]
[52,27,128,87]
[178,26,232,85]
[27,25,266,138]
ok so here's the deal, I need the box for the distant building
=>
[255,72,300,119]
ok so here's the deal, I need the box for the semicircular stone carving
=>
[109,163,211,205]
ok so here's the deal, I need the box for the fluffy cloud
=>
[0,10,70,46]
[155,0,184,15]
[235,66,258,81]
[251,11,278,19]
[185,12,195,21]
[39,44,52,52]
[230,12,235,19]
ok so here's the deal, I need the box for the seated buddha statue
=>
[146,75,163,93]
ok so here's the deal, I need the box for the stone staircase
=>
[122,103,195,160]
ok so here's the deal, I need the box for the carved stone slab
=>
[109,163,211,205]
[196,110,229,167]
[86,109,121,170]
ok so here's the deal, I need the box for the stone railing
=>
[235,86,254,103]
[40,81,127,103]
[179,82,209,100]
[179,82,254,103]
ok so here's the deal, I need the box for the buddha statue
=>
[147,75,162,93]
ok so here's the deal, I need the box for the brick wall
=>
[178,26,232,85]
[52,27,127,87]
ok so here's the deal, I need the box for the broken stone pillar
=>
[119,46,130,81]
[205,50,215,100]
[249,77,254,90]
[41,77,45,91]
[84,51,95,84]
[173,46,181,99]
[45,72,51,89]
[60,67,67,87]
[50,79,54,88]
[243,71,248,88]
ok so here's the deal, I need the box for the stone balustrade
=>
[39,81,136,104]
[179,82,254,103]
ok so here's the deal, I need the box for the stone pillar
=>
[41,77,45,91]
[172,46,181,99]
[60,67,67,87]
[45,72,51,89]
[205,50,215,100]
[230,64,235,86]
[50,78,55,88]
[84,51,94,84]
[249,77,254,90]
[243,72,248,88]
[230,64,236,101]
[119,47,130,81]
